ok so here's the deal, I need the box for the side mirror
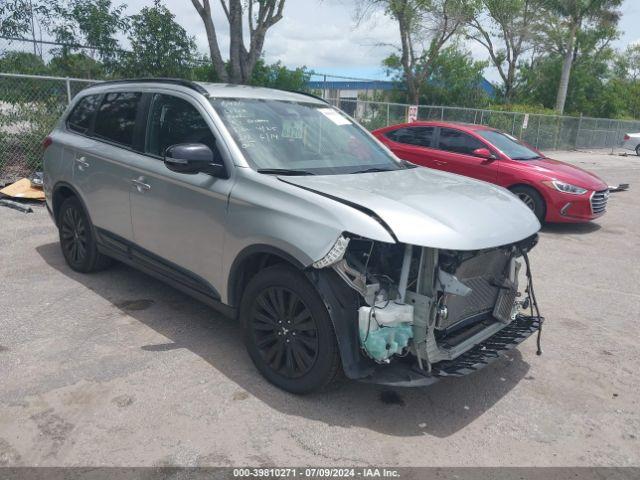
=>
[472,147,496,160]
[164,143,228,178]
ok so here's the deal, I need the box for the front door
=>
[431,127,499,184]
[130,92,233,298]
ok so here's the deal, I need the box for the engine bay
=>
[319,233,541,374]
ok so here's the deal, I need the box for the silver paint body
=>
[44,81,540,304]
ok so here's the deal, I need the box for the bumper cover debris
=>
[358,314,543,387]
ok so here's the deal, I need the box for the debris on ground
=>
[0,198,34,213]
[0,176,45,201]
[608,183,630,192]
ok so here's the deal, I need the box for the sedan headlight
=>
[543,180,588,195]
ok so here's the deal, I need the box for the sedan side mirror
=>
[472,147,496,160]
[164,143,228,178]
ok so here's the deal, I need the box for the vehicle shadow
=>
[541,222,601,235]
[36,241,531,438]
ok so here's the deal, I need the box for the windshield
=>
[211,98,403,175]
[477,129,541,160]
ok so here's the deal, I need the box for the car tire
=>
[636,144,640,156]
[510,185,546,223]
[240,264,341,394]
[58,196,113,273]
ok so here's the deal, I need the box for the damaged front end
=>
[310,233,543,387]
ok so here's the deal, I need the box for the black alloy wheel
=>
[241,264,341,394]
[250,286,319,378]
[60,202,88,267]
[58,196,113,273]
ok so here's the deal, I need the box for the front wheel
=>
[510,185,546,223]
[635,144,640,156]
[240,265,341,394]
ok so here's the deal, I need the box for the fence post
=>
[535,117,541,149]
[323,74,327,101]
[440,107,444,120]
[386,103,390,127]
[511,112,517,135]
[65,78,72,104]
[576,113,583,149]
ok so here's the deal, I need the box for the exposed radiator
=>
[438,248,512,330]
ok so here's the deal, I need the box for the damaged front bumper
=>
[359,314,543,387]
[309,233,543,387]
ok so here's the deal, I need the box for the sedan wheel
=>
[516,192,536,211]
[510,185,546,223]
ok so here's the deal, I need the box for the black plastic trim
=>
[94,228,234,318]
[227,244,306,307]
[85,78,209,96]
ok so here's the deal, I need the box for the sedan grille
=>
[591,189,609,214]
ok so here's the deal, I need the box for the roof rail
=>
[85,78,209,95]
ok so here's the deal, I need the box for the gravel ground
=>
[0,150,639,467]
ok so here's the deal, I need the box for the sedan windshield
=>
[211,98,403,175]
[477,130,541,160]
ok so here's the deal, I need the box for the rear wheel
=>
[58,196,113,273]
[635,144,640,156]
[240,265,341,394]
[510,185,546,223]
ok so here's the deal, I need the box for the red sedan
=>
[373,121,609,223]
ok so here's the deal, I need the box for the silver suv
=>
[43,79,543,394]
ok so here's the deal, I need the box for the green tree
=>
[190,0,286,84]
[539,0,622,113]
[121,0,197,78]
[0,51,48,74]
[465,0,541,101]
[383,44,489,106]
[250,60,309,90]
[358,0,469,104]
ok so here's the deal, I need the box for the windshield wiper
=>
[350,167,394,174]
[257,168,315,176]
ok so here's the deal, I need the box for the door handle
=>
[75,156,90,170]
[435,160,448,166]
[131,177,151,192]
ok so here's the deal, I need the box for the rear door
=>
[381,126,438,167]
[129,91,233,299]
[70,91,144,241]
[431,127,498,183]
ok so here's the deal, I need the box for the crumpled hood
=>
[280,168,540,250]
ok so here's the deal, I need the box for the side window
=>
[66,94,100,134]
[385,127,434,147]
[93,91,142,147]
[437,128,485,156]
[146,94,217,157]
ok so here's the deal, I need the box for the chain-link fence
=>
[330,99,640,151]
[2,72,640,182]
[0,73,99,182]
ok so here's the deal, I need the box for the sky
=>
[126,0,639,82]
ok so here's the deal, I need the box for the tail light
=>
[624,134,630,141]
[42,135,52,150]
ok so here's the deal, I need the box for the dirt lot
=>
[0,150,639,467]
